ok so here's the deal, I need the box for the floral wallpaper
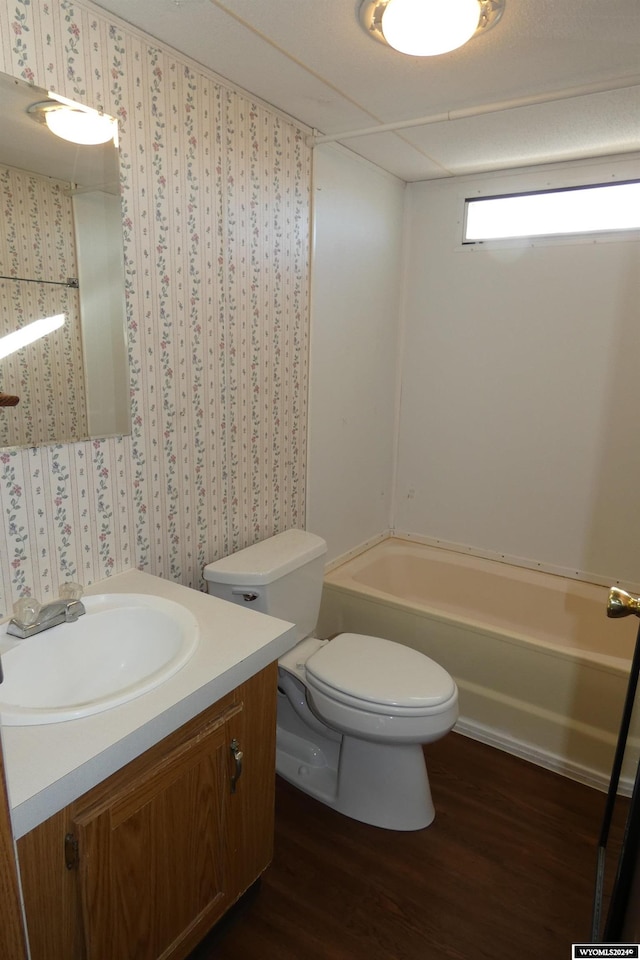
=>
[0,165,88,447]
[0,0,310,616]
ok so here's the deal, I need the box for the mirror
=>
[0,72,130,449]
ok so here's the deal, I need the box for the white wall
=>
[306,144,405,562]
[395,155,640,585]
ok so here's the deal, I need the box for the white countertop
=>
[0,569,296,839]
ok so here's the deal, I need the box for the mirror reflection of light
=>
[46,91,118,147]
[0,314,65,360]
[44,107,116,146]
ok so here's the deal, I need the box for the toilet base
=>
[276,695,435,831]
[335,737,434,831]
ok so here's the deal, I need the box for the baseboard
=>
[453,716,631,797]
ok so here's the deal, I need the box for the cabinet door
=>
[17,665,278,960]
[0,741,28,960]
[227,662,277,897]
[74,712,234,960]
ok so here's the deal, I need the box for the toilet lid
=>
[305,633,456,709]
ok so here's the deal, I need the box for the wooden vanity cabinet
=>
[17,663,278,960]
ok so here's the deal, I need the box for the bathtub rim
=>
[392,531,640,595]
[322,578,632,681]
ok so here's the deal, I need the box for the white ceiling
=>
[92,0,640,181]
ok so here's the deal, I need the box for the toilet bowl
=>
[203,528,459,831]
[276,632,458,830]
[303,632,458,742]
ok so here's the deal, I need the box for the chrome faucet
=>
[6,582,85,639]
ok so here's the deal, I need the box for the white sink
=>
[0,594,199,725]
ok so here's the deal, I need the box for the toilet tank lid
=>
[203,529,327,586]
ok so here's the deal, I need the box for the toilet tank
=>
[203,529,328,641]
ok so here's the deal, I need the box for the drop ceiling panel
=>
[332,134,452,184]
[396,88,640,178]
[214,0,640,121]
[87,0,640,180]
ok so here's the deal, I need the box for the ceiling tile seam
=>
[310,75,640,146]
[209,0,391,132]
[387,130,454,178]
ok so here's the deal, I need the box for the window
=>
[463,180,640,243]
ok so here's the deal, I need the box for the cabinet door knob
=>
[230,738,243,793]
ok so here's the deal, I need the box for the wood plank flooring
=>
[188,733,627,960]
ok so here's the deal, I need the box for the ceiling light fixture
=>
[27,92,118,147]
[360,0,505,57]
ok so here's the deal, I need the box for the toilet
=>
[204,529,458,831]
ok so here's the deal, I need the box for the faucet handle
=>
[59,581,83,601]
[607,586,640,618]
[12,597,42,626]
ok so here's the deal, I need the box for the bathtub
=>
[317,537,639,792]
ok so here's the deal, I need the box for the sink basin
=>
[0,594,199,725]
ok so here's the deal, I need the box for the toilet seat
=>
[305,633,456,716]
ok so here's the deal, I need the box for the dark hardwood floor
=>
[188,732,626,960]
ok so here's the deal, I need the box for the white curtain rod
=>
[308,76,640,146]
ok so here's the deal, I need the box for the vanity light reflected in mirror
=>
[28,91,119,147]
[0,72,130,449]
